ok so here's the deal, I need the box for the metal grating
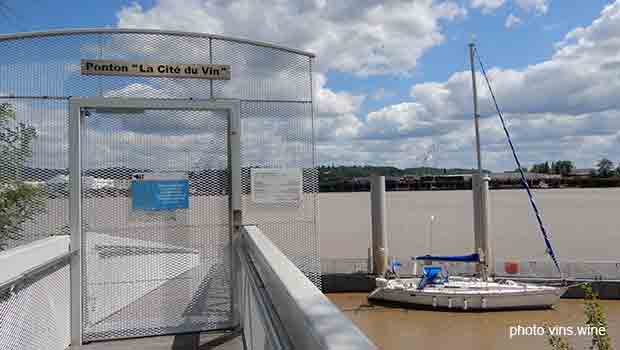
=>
[0,99,69,251]
[211,39,311,101]
[0,261,71,350]
[0,29,318,342]
[80,107,231,341]
[239,101,320,282]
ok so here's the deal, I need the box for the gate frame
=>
[68,97,241,345]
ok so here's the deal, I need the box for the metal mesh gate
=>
[79,105,232,341]
[0,29,318,343]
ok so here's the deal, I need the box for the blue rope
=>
[474,48,562,274]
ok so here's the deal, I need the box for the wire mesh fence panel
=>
[238,100,320,286]
[0,98,69,251]
[0,262,71,350]
[0,30,318,342]
[80,107,231,341]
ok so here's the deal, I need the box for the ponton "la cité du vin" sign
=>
[81,59,231,80]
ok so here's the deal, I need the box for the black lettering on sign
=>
[81,60,230,80]
[85,61,128,72]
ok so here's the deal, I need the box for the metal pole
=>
[470,42,492,279]
[428,215,435,255]
[469,43,482,175]
[480,175,493,277]
[69,101,83,345]
[370,176,388,275]
[473,173,491,279]
[228,101,242,327]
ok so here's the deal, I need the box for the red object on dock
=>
[504,262,519,274]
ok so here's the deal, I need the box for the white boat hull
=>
[368,277,566,311]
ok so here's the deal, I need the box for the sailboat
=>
[368,43,567,310]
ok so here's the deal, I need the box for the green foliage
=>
[0,103,45,250]
[531,162,551,174]
[545,323,574,350]
[553,161,575,176]
[545,284,612,350]
[531,160,574,175]
[318,165,484,180]
[597,158,614,178]
[582,284,612,350]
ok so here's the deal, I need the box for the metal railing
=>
[0,237,72,350]
[322,256,620,281]
[236,225,377,350]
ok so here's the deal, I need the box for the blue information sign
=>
[131,179,189,211]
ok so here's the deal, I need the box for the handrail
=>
[0,28,316,57]
[240,225,377,350]
[0,249,74,294]
[236,238,292,349]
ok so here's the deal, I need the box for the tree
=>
[531,162,550,174]
[596,158,614,177]
[0,103,45,250]
[552,160,574,176]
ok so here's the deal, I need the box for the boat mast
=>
[469,42,483,175]
[469,42,491,281]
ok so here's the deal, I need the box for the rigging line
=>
[473,47,562,275]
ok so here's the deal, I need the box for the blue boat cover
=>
[414,253,480,262]
[417,266,442,289]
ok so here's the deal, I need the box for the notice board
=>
[251,168,303,206]
[131,173,189,211]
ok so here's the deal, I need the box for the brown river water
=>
[328,293,620,350]
[319,188,620,261]
[322,189,620,349]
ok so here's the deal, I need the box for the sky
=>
[1,0,619,171]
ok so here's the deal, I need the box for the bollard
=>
[370,175,388,275]
[473,173,493,278]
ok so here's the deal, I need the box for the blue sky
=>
[1,0,619,170]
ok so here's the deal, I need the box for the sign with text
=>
[131,173,189,211]
[81,59,231,80]
[251,168,303,206]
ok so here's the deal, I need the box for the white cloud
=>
[371,87,396,101]
[470,0,549,15]
[315,74,363,117]
[505,14,523,28]
[320,2,620,169]
[112,0,620,170]
[117,0,466,76]
[470,0,506,14]
[314,73,365,140]
[515,0,549,14]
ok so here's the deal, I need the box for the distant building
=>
[47,174,69,193]
[568,168,596,177]
[48,174,69,184]
[490,172,561,189]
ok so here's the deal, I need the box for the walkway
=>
[71,330,242,350]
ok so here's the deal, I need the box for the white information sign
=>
[251,168,302,206]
